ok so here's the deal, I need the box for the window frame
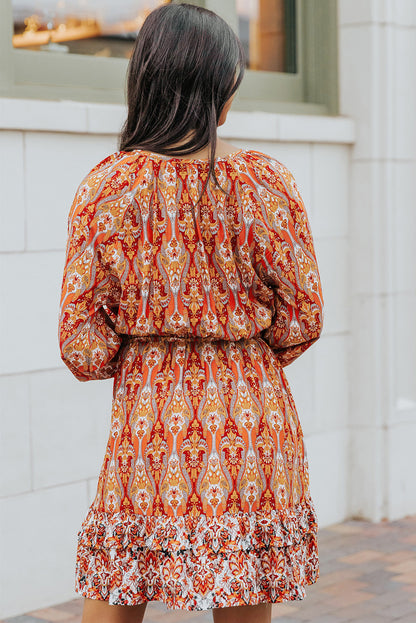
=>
[206,0,304,107]
[0,0,338,114]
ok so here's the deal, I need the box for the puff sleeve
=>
[254,159,323,367]
[58,176,124,382]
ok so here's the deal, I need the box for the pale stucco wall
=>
[339,0,416,522]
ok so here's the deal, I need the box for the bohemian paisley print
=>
[59,149,323,610]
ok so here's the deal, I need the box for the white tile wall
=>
[0,374,31,497]
[284,346,316,437]
[0,482,88,618]
[0,131,25,251]
[349,161,374,295]
[349,427,385,522]
[338,0,376,25]
[0,251,64,374]
[0,99,355,145]
[314,335,349,434]
[349,294,387,429]
[350,161,391,296]
[393,162,416,293]
[390,0,416,26]
[341,23,416,163]
[305,430,350,527]
[392,28,416,160]
[220,111,279,141]
[339,26,377,159]
[339,1,416,527]
[275,114,355,145]
[86,103,127,135]
[394,401,416,424]
[338,0,416,28]
[314,237,349,335]
[30,369,113,488]
[387,420,416,520]
[394,292,416,406]
[371,25,392,159]
[0,98,88,133]
[311,145,349,238]
[25,132,118,251]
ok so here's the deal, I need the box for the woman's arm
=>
[58,177,124,381]
[254,158,323,367]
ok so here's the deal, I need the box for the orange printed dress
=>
[59,148,323,610]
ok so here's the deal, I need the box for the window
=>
[237,0,297,73]
[0,0,338,114]
[12,0,166,59]
[206,0,337,114]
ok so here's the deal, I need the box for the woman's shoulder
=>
[236,149,300,198]
[71,150,150,206]
[68,150,144,227]
[80,150,148,187]
[239,149,293,176]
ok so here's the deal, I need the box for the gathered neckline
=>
[133,148,245,164]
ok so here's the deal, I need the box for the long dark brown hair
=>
[119,3,245,186]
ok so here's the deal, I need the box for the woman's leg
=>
[212,603,272,623]
[81,598,147,623]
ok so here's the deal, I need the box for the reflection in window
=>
[12,0,169,57]
[237,0,296,73]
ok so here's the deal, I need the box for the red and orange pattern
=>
[59,149,323,610]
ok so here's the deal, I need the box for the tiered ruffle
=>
[75,499,319,610]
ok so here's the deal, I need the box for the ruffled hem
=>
[78,499,316,554]
[75,499,319,610]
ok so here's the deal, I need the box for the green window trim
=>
[0,0,338,115]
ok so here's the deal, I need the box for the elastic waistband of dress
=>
[126,334,259,344]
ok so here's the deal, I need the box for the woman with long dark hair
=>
[59,4,323,623]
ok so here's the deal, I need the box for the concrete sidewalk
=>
[4,515,416,623]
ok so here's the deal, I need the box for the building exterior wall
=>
[338,0,416,522]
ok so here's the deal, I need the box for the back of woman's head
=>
[119,3,245,160]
